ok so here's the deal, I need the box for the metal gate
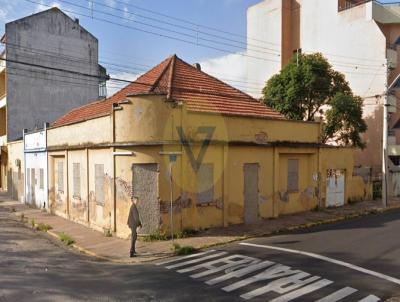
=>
[326,169,345,207]
[244,163,259,224]
[132,163,159,235]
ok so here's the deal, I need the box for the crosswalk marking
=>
[159,250,381,301]
[269,279,334,302]
[182,255,257,278]
[205,260,275,285]
[156,250,215,266]
[240,273,321,300]
[240,242,400,286]
[165,252,227,269]
[222,264,301,292]
[357,295,380,302]
[315,287,358,302]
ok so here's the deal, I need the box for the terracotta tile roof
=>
[52,55,284,127]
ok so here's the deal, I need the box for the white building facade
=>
[247,0,400,175]
[24,126,48,209]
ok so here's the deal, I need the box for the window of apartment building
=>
[95,164,104,204]
[57,161,64,193]
[39,168,44,190]
[197,163,214,204]
[73,163,81,199]
[287,159,299,192]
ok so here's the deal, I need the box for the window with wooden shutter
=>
[73,163,81,199]
[287,159,299,192]
[95,164,104,204]
[197,163,214,204]
[57,161,64,193]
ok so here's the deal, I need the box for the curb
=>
[5,201,400,264]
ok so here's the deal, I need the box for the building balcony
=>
[0,94,5,109]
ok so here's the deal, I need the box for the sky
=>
[0,0,400,96]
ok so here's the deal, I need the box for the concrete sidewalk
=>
[1,197,400,264]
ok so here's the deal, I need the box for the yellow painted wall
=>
[47,115,111,147]
[225,146,274,225]
[88,148,113,232]
[48,153,68,218]
[7,140,24,202]
[277,151,318,214]
[67,149,89,225]
[43,94,369,238]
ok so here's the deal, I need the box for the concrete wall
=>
[5,8,102,141]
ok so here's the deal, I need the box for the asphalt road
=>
[2,203,400,301]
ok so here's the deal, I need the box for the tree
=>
[262,53,367,149]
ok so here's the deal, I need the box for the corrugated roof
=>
[52,55,284,127]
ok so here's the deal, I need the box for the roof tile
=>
[52,55,284,127]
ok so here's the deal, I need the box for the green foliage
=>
[31,219,35,228]
[141,229,199,242]
[59,232,75,246]
[173,243,197,256]
[36,223,52,232]
[263,53,366,148]
[322,93,367,149]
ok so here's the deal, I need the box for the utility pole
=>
[382,60,389,208]
[382,60,400,208]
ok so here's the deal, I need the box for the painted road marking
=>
[156,250,216,266]
[357,295,380,302]
[160,250,381,301]
[269,279,333,302]
[239,273,321,300]
[240,242,400,286]
[165,252,227,269]
[205,260,275,285]
[315,287,358,302]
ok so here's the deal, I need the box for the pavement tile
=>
[1,197,400,264]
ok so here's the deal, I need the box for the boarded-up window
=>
[95,164,104,204]
[197,163,214,204]
[39,169,44,189]
[57,162,64,192]
[287,159,299,192]
[27,168,31,188]
[73,163,81,198]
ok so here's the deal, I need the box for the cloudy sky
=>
[0,0,399,96]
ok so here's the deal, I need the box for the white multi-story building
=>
[247,0,400,174]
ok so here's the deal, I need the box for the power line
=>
[51,0,282,57]
[101,0,281,48]
[86,0,281,54]
[22,0,282,64]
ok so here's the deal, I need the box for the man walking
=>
[127,196,142,257]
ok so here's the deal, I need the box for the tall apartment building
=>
[247,0,400,176]
[0,7,106,194]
